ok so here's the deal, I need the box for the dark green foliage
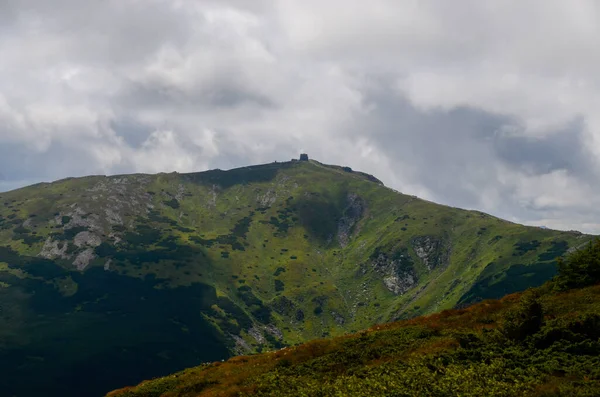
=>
[555,239,600,290]
[50,226,88,241]
[163,198,180,209]
[232,214,253,238]
[274,279,285,292]
[190,214,253,251]
[184,162,288,188]
[112,224,127,232]
[61,216,72,225]
[296,196,342,243]
[0,249,231,397]
[273,267,285,276]
[513,240,541,256]
[252,306,273,323]
[124,224,162,247]
[459,262,558,306]
[147,210,178,226]
[489,235,503,244]
[271,296,295,316]
[12,226,44,245]
[501,291,544,341]
[237,287,262,307]
[538,240,569,262]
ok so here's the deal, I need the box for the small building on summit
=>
[299,153,309,161]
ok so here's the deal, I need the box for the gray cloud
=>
[1,0,600,233]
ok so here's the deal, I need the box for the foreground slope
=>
[108,282,600,396]
[0,159,590,396]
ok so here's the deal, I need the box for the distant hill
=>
[0,159,591,396]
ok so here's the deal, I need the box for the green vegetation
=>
[0,159,593,396]
[554,239,600,290]
[108,243,600,396]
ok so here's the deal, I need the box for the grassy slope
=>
[107,283,600,397]
[0,159,592,396]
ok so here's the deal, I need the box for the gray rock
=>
[39,237,70,259]
[231,334,252,354]
[371,249,417,295]
[73,231,102,248]
[411,236,450,271]
[330,310,346,325]
[73,248,95,271]
[257,189,277,207]
[264,324,283,340]
[248,326,265,344]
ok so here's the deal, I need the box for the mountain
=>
[0,158,591,396]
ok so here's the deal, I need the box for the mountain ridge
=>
[0,158,592,396]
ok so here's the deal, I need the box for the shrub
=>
[555,239,600,290]
[501,291,544,341]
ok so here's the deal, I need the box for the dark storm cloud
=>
[354,79,511,208]
[492,119,594,177]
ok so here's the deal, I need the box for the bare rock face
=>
[371,248,417,295]
[73,248,96,271]
[248,326,265,344]
[60,206,102,232]
[231,334,252,355]
[39,237,70,260]
[264,324,283,340]
[257,189,277,207]
[337,193,364,247]
[383,273,417,295]
[73,231,102,248]
[411,236,450,271]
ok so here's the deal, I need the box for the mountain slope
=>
[0,159,591,396]
[107,282,600,397]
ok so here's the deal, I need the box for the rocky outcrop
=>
[371,248,417,295]
[330,310,346,325]
[73,248,95,270]
[337,193,364,247]
[264,324,283,340]
[73,231,102,248]
[257,189,277,207]
[39,237,70,260]
[248,326,265,344]
[411,236,450,271]
[231,334,252,355]
[247,324,284,344]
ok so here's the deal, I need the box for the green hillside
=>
[107,239,600,397]
[107,263,600,397]
[0,159,591,396]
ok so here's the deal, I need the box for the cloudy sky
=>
[1,1,600,233]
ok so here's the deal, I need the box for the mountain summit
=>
[0,159,590,396]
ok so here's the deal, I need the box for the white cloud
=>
[1,0,600,233]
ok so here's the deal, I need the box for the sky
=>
[1,1,600,233]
